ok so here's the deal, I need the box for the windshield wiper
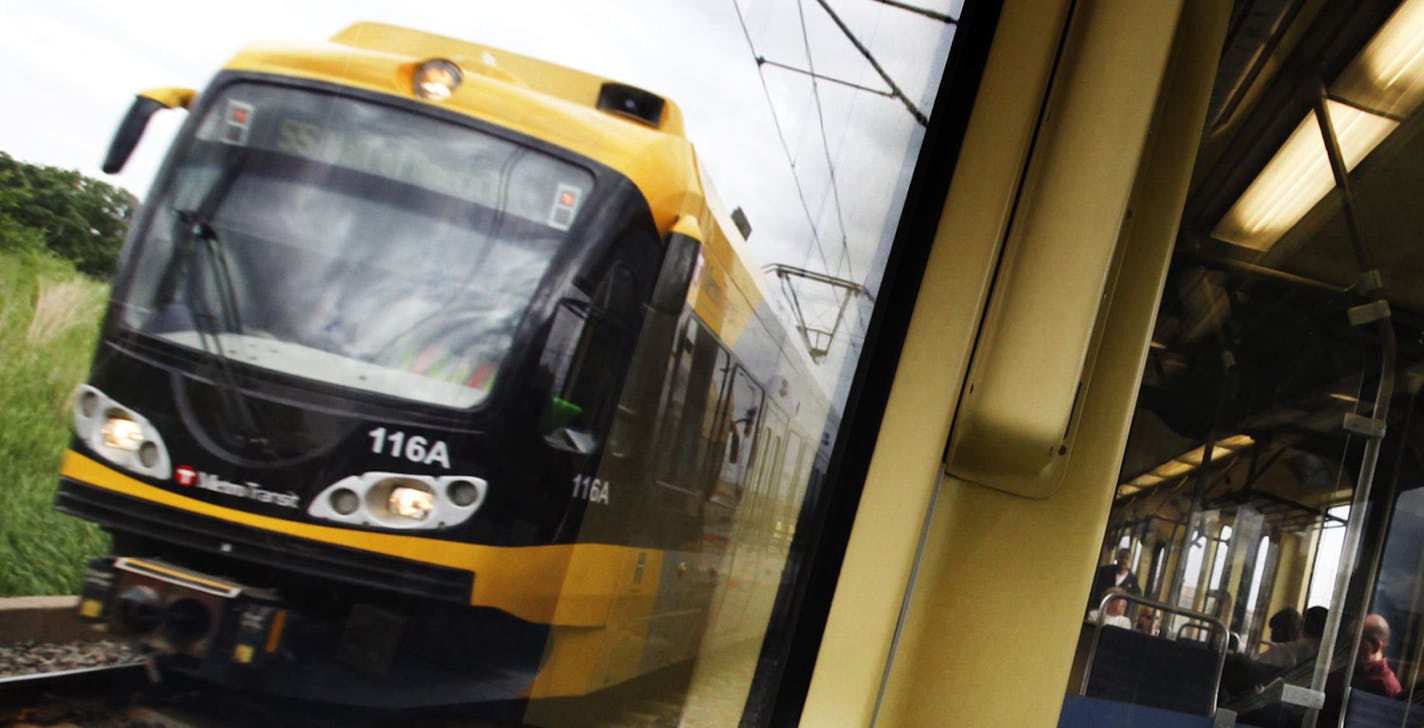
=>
[172,153,271,456]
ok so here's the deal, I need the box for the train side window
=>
[712,367,764,506]
[656,319,730,493]
[778,433,809,540]
[539,293,590,411]
[540,262,640,445]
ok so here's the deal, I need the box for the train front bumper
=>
[79,556,288,667]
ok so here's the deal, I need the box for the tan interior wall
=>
[798,1,1232,725]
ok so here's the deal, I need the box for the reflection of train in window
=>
[56,22,830,708]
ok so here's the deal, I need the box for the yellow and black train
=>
[56,22,828,708]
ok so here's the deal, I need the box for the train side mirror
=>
[103,87,196,174]
[651,231,701,314]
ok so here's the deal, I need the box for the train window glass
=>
[1242,534,1271,641]
[656,319,732,495]
[1149,543,1167,600]
[7,0,978,724]
[711,367,764,507]
[1368,483,1424,700]
[117,82,595,409]
[540,293,591,411]
[777,434,808,540]
[1209,525,1232,593]
[1308,505,1350,610]
[1073,0,1424,721]
[556,263,641,433]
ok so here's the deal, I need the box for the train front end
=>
[55,24,701,707]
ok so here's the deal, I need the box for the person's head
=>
[1359,614,1391,663]
[1114,547,1132,569]
[1269,607,1302,643]
[1303,606,1328,639]
[1136,607,1156,630]
[1104,587,1129,616]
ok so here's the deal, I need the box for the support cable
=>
[732,0,834,275]
[756,58,896,97]
[797,0,857,281]
[814,0,930,126]
[866,0,957,24]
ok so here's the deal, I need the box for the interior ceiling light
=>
[1213,101,1397,250]
[1215,433,1256,449]
[1212,0,1424,251]
[1119,435,1255,491]
[1156,460,1196,479]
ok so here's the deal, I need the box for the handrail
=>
[1177,621,1219,642]
[1079,592,1231,716]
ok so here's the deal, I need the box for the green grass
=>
[0,244,111,597]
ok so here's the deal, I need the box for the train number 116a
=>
[572,474,611,505]
[368,427,451,469]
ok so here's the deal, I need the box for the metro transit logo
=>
[170,465,299,509]
[175,465,198,487]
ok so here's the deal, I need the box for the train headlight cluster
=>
[308,472,487,530]
[72,385,172,479]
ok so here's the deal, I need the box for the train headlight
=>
[101,414,145,451]
[72,386,172,480]
[308,473,487,530]
[413,59,462,101]
[387,484,435,521]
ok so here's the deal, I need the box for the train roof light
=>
[413,59,462,101]
[1214,0,1424,251]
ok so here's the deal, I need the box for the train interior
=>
[1068,0,1424,725]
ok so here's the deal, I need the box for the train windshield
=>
[114,82,595,408]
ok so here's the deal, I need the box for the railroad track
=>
[0,659,390,727]
[0,597,351,727]
[0,597,695,726]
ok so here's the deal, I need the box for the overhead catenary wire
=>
[733,0,947,360]
[865,0,957,24]
[731,0,835,277]
[796,0,856,282]
[815,0,929,126]
[755,57,896,97]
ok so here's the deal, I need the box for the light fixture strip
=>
[1212,0,1424,251]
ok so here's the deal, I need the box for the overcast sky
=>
[0,0,959,392]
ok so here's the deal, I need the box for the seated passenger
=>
[1088,588,1133,629]
[1348,614,1402,698]
[1267,607,1302,644]
[1320,614,1403,725]
[1134,607,1158,636]
[1259,605,1325,668]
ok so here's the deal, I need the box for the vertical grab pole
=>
[1302,81,1398,728]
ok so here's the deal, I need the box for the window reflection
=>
[9,2,968,726]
